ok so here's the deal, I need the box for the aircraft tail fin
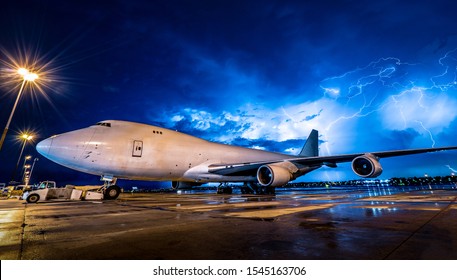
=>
[299,129,319,157]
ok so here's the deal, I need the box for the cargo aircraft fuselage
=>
[36,120,457,194]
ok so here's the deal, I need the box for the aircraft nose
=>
[35,127,98,166]
[36,137,53,158]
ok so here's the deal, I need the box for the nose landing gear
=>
[104,185,121,200]
[101,175,121,200]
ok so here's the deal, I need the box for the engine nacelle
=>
[351,153,383,178]
[257,164,292,187]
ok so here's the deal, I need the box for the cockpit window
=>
[96,122,111,127]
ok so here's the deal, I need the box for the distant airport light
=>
[26,158,39,186]
[12,132,35,182]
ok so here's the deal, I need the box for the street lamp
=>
[11,133,34,181]
[0,67,39,152]
[20,155,32,181]
[26,158,39,186]
[22,163,31,183]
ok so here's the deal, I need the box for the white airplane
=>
[36,120,457,199]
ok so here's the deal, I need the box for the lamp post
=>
[26,158,39,186]
[11,133,33,181]
[20,155,32,182]
[0,68,39,152]
[22,163,31,183]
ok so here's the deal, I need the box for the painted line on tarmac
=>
[222,204,334,219]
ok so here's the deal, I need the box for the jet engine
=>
[351,153,383,178]
[257,164,292,187]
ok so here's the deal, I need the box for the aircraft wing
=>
[208,146,457,176]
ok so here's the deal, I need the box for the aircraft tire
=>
[104,185,121,200]
[26,194,40,203]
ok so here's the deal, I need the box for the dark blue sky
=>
[1,0,457,186]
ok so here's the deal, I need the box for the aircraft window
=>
[96,122,111,127]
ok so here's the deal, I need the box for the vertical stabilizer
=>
[299,129,319,157]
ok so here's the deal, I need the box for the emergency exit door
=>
[132,140,143,157]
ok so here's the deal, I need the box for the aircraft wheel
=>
[104,185,121,200]
[26,194,40,203]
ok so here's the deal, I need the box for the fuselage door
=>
[132,140,143,157]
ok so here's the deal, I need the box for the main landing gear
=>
[216,183,233,194]
[240,182,276,195]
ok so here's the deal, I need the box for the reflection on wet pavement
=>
[1,185,456,259]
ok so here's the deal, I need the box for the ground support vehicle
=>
[22,181,121,203]
[6,185,27,199]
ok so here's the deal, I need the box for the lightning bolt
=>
[415,120,436,148]
[445,165,457,173]
[320,57,407,156]
[319,50,457,157]
[431,48,457,91]
[281,106,297,122]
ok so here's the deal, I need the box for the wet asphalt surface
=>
[1,185,457,260]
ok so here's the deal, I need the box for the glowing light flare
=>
[21,133,34,141]
[0,43,70,151]
[17,67,40,85]
[24,72,39,82]
[14,130,37,146]
[17,67,29,76]
[2,51,45,87]
[0,45,64,116]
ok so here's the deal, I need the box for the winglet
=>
[299,129,319,157]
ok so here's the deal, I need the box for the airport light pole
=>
[26,158,39,186]
[11,133,33,181]
[20,155,32,181]
[0,68,39,152]
[22,164,31,184]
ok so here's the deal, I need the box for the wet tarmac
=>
[1,185,457,260]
